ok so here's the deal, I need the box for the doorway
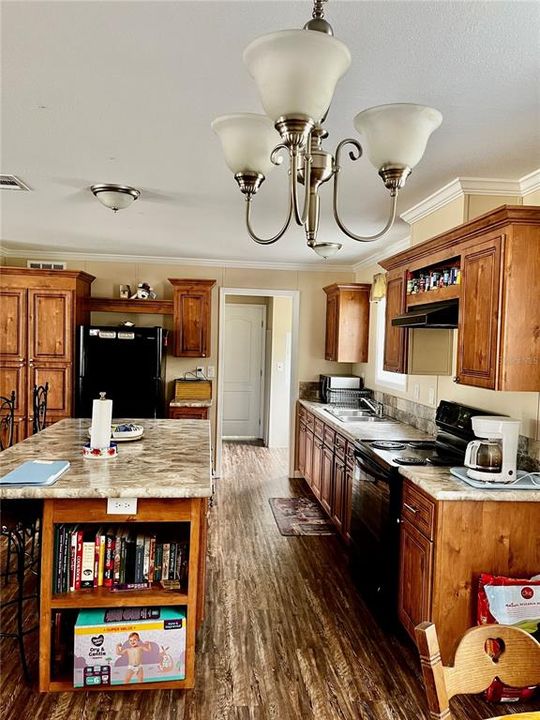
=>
[216,288,299,478]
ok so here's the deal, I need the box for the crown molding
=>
[520,168,540,196]
[0,245,355,274]
[400,173,537,226]
[351,236,411,273]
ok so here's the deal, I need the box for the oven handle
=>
[354,457,391,483]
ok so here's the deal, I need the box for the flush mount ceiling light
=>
[90,183,140,212]
[212,0,442,257]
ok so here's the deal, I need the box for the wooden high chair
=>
[415,622,540,720]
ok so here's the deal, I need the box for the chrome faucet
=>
[361,397,385,417]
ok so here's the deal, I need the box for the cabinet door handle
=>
[403,502,418,514]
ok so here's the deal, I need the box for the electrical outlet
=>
[196,366,205,378]
[428,387,436,406]
[206,366,215,379]
[413,384,420,400]
[107,497,138,515]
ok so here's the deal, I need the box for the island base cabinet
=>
[38,497,208,693]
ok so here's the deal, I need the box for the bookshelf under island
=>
[0,418,212,693]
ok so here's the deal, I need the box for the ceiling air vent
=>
[27,260,67,271]
[0,175,31,191]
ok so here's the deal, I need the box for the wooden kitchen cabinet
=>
[398,519,433,640]
[295,404,353,542]
[320,445,334,515]
[169,279,216,358]
[383,271,407,373]
[398,478,540,662]
[380,206,540,390]
[169,405,209,420]
[0,268,94,441]
[323,283,371,363]
[456,234,502,388]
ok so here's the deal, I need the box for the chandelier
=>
[212,0,442,258]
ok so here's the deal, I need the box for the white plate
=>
[87,424,144,442]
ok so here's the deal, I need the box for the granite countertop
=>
[399,465,540,502]
[0,419,212,499]
[300,400,540,503]
[299,399,431,442]
[169,400,213,408]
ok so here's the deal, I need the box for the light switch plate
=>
[428,387,436,406]
[413,384,420,400]
[207,366,215,379]
[107,497,137,515]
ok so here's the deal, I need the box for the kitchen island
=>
[0,418,212,693]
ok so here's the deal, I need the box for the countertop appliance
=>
[349,400,491,622]
[319,374,364,405]
[464,416,520,483]
[76,326,166,419]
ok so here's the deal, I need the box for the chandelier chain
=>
[312,0,327,20]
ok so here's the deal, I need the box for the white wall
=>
[267,296,293,448]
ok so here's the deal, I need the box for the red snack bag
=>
[477,573,540,703]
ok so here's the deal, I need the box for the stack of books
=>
[52,525,189,593]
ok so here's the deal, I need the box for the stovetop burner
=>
[370,441,406,450]
[407,441,437,449]
[392,456,429,466]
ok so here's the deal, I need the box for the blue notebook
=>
[0,460,71,486]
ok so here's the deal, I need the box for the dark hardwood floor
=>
[1,443,538,719]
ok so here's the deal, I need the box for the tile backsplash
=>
[373,390,540,472]
[299,381,320,402]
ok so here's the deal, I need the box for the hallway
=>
[1,444,536,719]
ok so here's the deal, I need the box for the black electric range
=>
[349,400,492,622]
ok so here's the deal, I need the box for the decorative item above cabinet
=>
[379,205,540,391]
[169,279,216,358]
[323,283,371,363]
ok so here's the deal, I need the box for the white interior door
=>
[222,304,265,438]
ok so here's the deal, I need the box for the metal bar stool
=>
[1,391,42,681]
[32,382,49,435]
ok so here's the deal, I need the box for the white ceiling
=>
[1,0,539,267]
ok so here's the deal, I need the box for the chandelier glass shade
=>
[213,1,442,257]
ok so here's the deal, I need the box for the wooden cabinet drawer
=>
[323,425,335,448]
[169,406,209,420]
[314,417,324,440]
[334,433,347,459]
[298,405,307,423]
[345,441,356,468]
[402,483,436,540]
[305,412,314,431]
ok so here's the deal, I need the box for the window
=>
[375,297,407,390]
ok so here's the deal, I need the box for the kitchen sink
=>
[324,407,391,423]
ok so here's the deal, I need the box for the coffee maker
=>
[464,416,521,483]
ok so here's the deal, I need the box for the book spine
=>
[113,533,122,583]
[75,530,83,590]
[162,543,170,581]
[110,582,152,592]
[104,535,114,588]
[69,530,77,592]
[98,534,105,587]
[135,537,144,584]
[169,543,177,580]
[143,536,150,582]
[148,536,156,583]
[119,537,127,585]
[57,526,66,593]
[53,526,59,593]
[93,533,101,588]
[154,544,162,582]
[81,541,95,588]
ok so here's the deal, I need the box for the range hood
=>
[392,300,459,328]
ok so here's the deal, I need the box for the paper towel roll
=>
[90,393,113,450]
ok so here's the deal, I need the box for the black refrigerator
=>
[76,326,167,418]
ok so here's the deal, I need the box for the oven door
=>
[349,448,401,619]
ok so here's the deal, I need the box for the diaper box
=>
[73,606,186,687]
